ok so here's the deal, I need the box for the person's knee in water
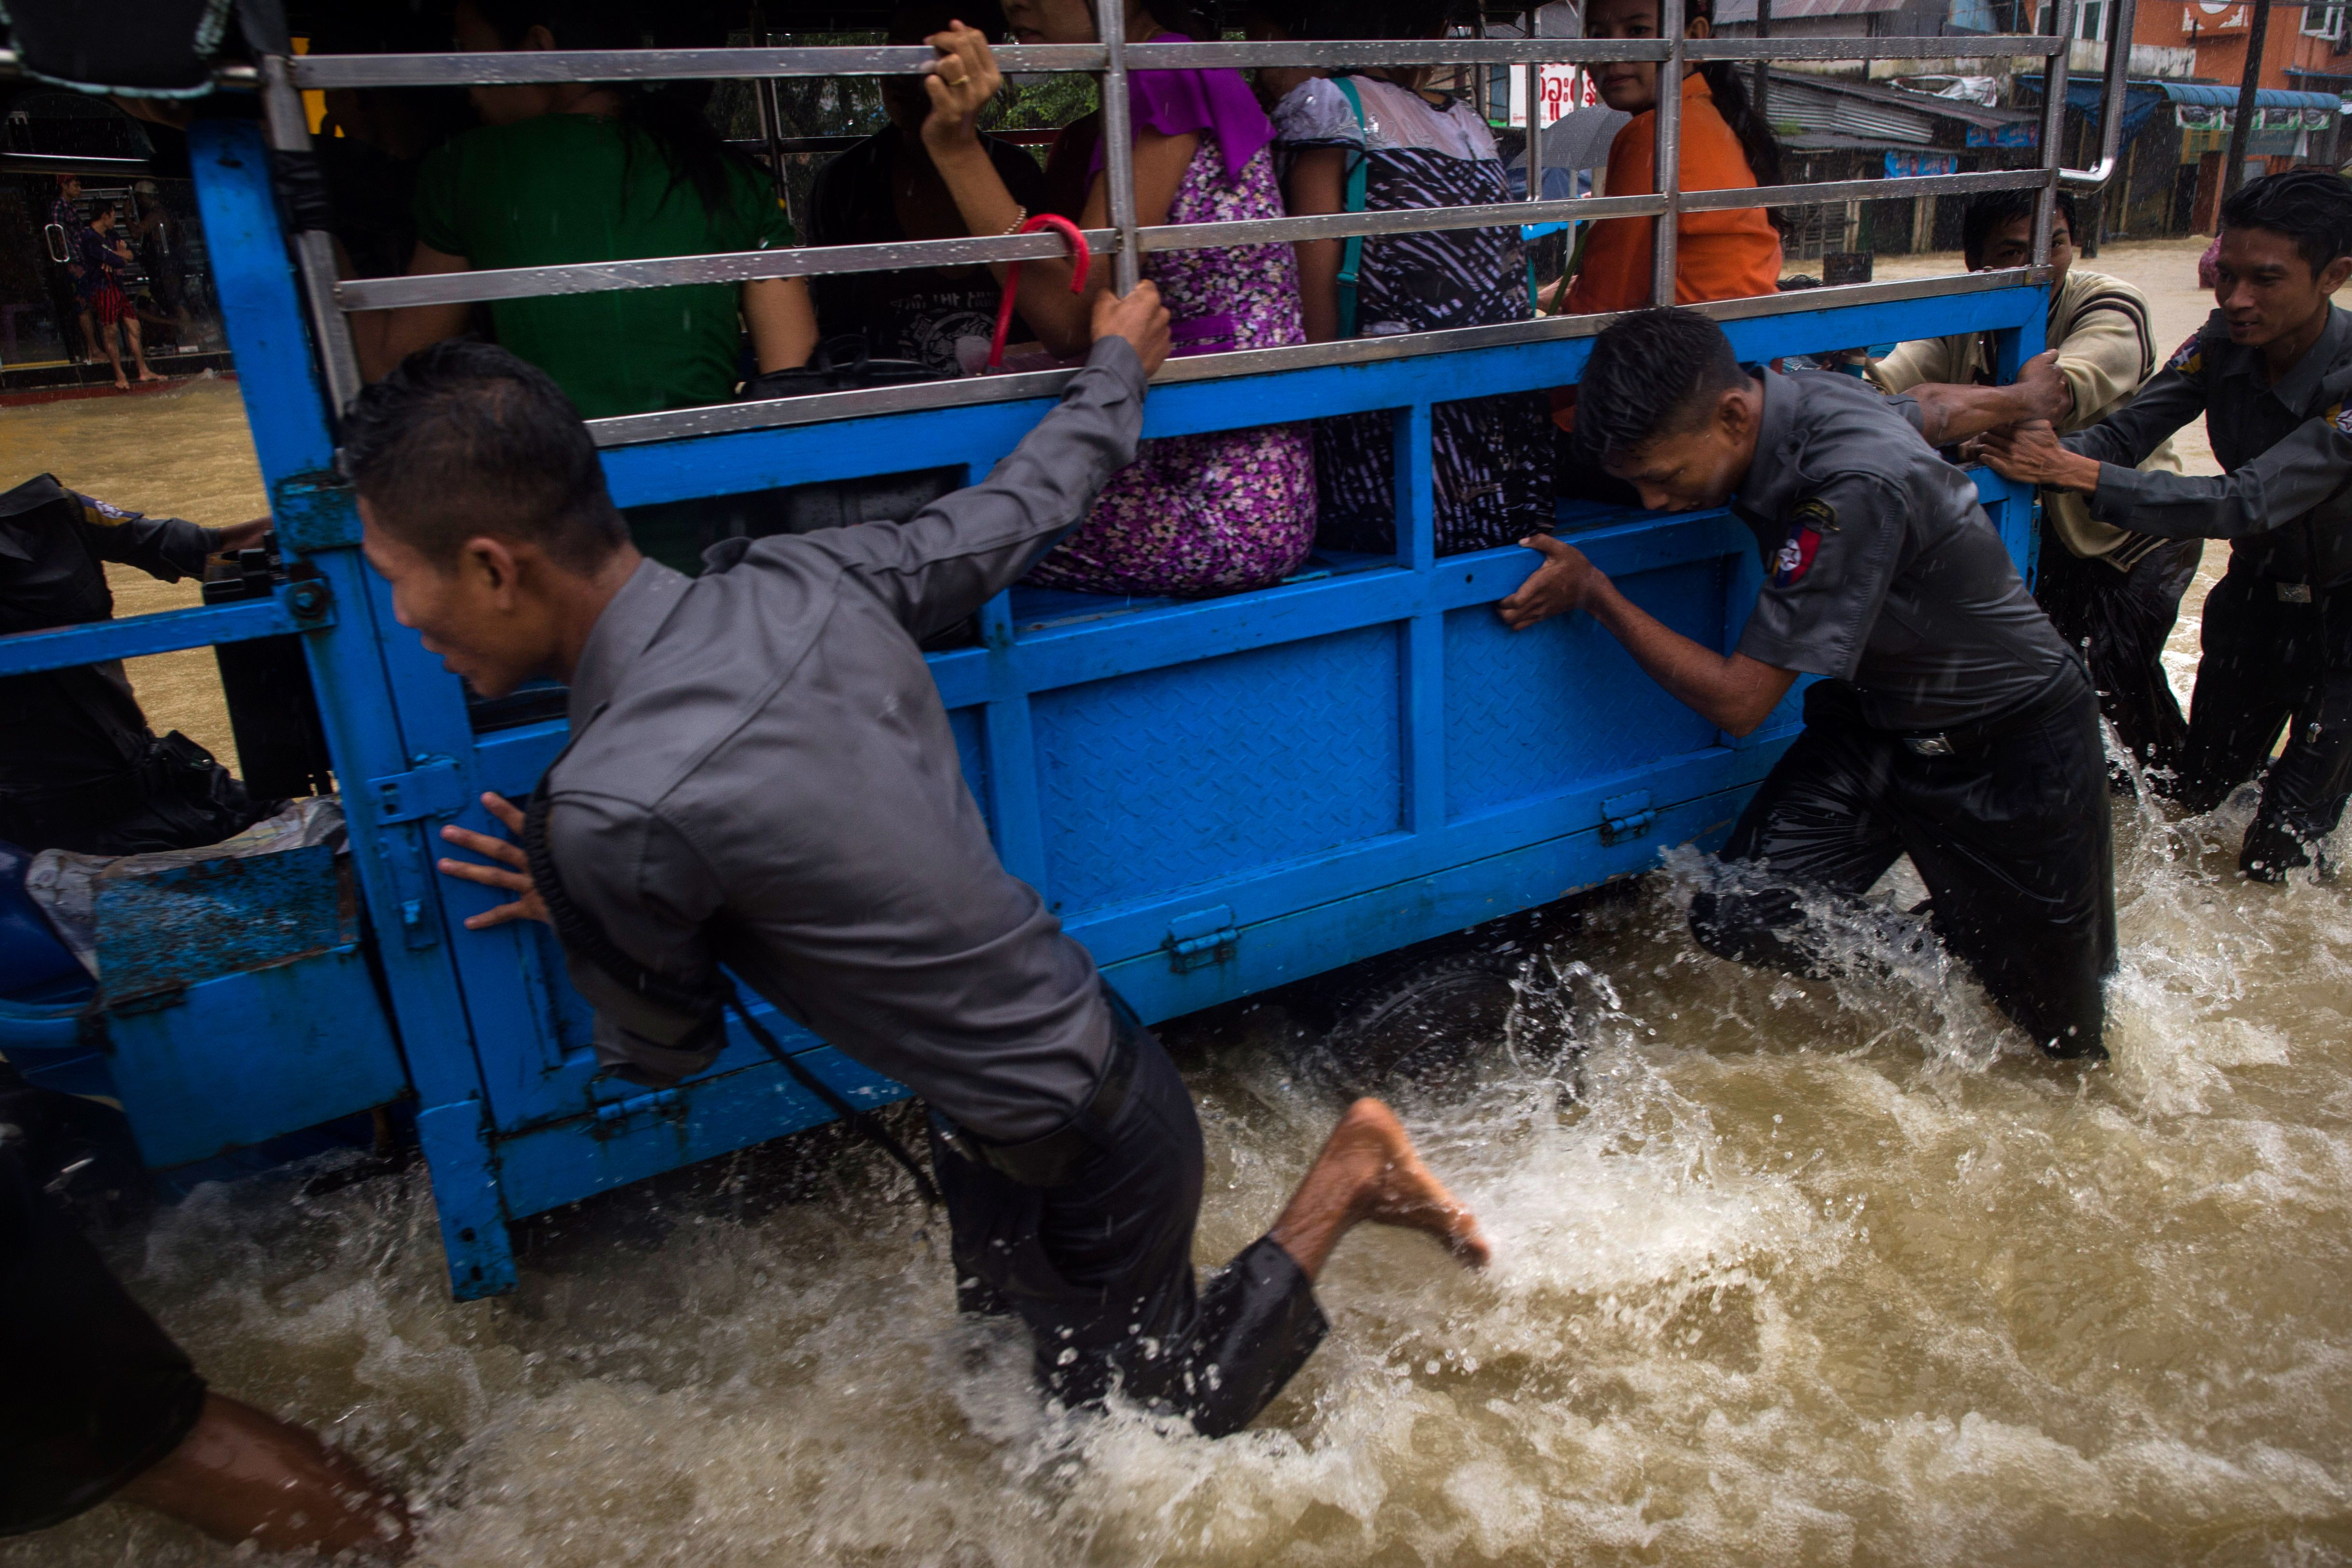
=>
[353,290,1488,1439]
[1980,168,2352,880]
[1501,307,2114,1061]
[0,1074,412,1555]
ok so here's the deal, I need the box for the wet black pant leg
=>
[2178,567,2300,815]
[1894,684,2115,1058]
[2033,531,2198,775]
[1689,696,1907,976]
[2240,591,2352,880]
[0,1141,205,1536]
[932,1031,1325,1436]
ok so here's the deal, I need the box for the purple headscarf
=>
[1086,33,1274,180]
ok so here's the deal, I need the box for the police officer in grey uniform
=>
[1986,169,2352,879]
[1504,307,2113,1060]
[353,288,1488,1441]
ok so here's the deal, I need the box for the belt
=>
[936,994,1142,1189]
[1898,669,2089,759]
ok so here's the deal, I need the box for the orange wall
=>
[2161,0,2342,93]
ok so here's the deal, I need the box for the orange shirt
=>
[1553,73,1783,433]
[1565,71,1783,316]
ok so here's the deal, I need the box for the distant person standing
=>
[75,203,162,390]
[129,182,195,347]
[45,174,100,366]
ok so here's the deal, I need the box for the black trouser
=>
[2033,527,2202,775]
[928,1021,1328,1438]
[0,1078,206,1536]
[1690,674,2115,1059]
[2175,563,2352,880]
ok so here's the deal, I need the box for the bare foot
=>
[137,368,164,383]
[1268,1098,1490,1279]
[112,376,130,391]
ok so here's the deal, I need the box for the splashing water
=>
[15,786,2352,1568]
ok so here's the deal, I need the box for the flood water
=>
[12,242,2352,1565]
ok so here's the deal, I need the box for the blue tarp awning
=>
[2155,82,2341,111]
[2018,77,2341,140]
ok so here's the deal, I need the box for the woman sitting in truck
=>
[1270,0,1553,556]
[350,0,819,418]
[806,0,1051,377]
[921,2,1318,598]
[1550,0,1782,500]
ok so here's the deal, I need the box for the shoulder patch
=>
[1774,500,1832,587]
[2335,402,2352,438]
[2165,331,2204,376]
[73,493,135,527]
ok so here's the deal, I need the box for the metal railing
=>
[246,6,2133,443]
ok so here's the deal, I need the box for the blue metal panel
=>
[103,946,406,1168]
[93,844,353,1003]
[1444,561,1727,820]
[1031,625,1406,915]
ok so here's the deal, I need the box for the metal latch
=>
[369,758,465,824]
[1165,905,1240,973]
[1600,790,1656,846]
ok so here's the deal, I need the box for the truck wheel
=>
[1317,951,1528,1105]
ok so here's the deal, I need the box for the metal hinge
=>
[1165,905,1240,973]
[368,758,465,824]
[1600,790,1656,846]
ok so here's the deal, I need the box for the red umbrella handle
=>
[988,213,1091,373]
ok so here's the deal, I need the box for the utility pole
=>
[2223,0,2274,200]
[1753,0,1771,125]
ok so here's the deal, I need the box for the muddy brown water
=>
[10,246,2352,1566]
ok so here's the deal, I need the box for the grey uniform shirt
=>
[2063,305,2352,587]
[544,338,1146,1141]
[1733,369,2075,732]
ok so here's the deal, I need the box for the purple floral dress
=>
[1025,142,1316,597]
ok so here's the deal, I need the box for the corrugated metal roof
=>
[1767,75,1937,143]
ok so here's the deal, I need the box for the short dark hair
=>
[342,342,627,574]
[2220,168,2352,277]
[1961,189,2076,270]
[1573,307,1750,464]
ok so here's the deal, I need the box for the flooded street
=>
[11,244,2352,1566]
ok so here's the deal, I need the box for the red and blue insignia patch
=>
[1773,498,1834,586]
[2165,331,2204,375]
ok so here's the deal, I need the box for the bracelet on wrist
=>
[999,207,1029,236]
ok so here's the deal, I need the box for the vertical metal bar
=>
[750,3,791,206]
[188,118,515,1297]
[1525,59,1545,200]
[1098,0,1142,295]
[2032,0,2072,265]
[1395,402,1435,571]
[259,55,365,421]
[1752,0,1771,124]
[1652,0,1685,306]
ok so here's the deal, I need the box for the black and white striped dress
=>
[1272,76,1553,555]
